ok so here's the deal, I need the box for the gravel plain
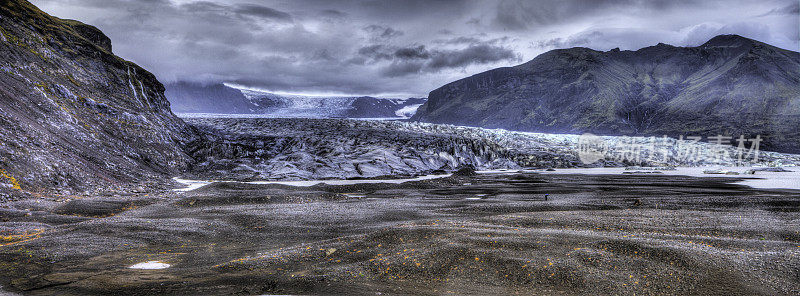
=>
[0,172,798,295]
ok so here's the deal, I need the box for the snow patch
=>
[173,177,211,192]
[129,261,170,270]
[395,103,424,118]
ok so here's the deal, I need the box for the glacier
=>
[181,117,800,182]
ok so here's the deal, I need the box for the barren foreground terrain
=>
[1,172,798,295]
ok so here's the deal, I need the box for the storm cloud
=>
[234,4,293,21]
[357,44,520,76]
[30,0,799,96]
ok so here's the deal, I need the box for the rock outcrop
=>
[0,0,196,198]
[412,35,800,153]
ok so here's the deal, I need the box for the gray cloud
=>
[319,9,347,18]
[29,0,800,96]
[358,43,520,77]
[761,2,799,16]
[179,1,291,23]
[427,44,519,69]
[363,25,404,40]
[357,45,393,61]
[234,4,292,21]
[393,45,430,59]
[492,0,708,31]
[383,61,426,77]
[442,36,480,44]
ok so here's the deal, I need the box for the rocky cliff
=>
[0,0,196,199]
[412,35,800,153]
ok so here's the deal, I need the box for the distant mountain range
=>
[412,35,800,153]
[165,82,427,119]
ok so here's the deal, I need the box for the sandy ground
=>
[0,173,798,295]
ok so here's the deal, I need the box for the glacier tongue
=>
[241,91,357,117]
[395,103,424,118]
[237,90,427,119]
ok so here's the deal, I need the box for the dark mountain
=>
[164,82,255,114]
[0,0,196,198]
[412,35,800,152]
[166,82,427,118]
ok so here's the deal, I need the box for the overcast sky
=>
[31,0,800,97]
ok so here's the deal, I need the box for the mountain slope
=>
[164,82,255,114]
[412,35,800,152]
[0,0,196,198]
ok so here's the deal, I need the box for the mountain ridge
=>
[412,34,800,152]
